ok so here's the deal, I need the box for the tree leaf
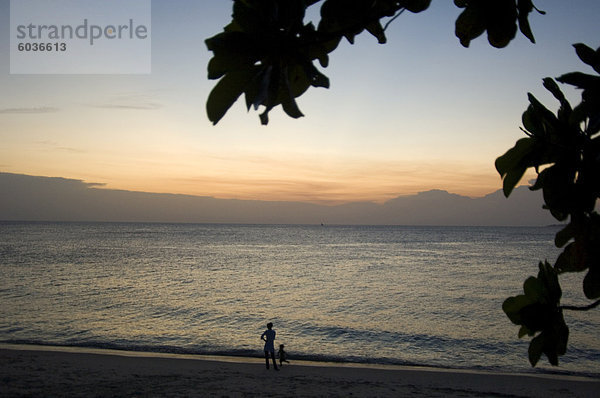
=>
[365,21,386,44]
[207,52,256,80]
[554,223,575,248]
[205,31,255,61]
[542,78,572,119]
[554,244,576,274]
[527,93,558,127]
[521,105,542,136]
[495,137,531,176]
[539,261,562,303]
[287,64,312,98]
[402,0,432,13]
[280,67,305,119]
[573,43,600,74]
[206,68,257,125]
[583,267,600,299]
[540,165,575,222]
[503,167,527,198]
[245,66,272,111]
[523,275,543,301]
[303,62,330,89]
[455,6,486,48]
[485,2,517,48]
[259,110,269,125]
[528,334,544,366]
[517,0,535,43]
[556,72,600,90]
[504,261,568,367]
[518,325,533,338]
[495,138,534,197]
[503,295,532,325]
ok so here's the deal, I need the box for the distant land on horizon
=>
[0,172,556,226]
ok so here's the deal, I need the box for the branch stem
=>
[560,299,600,311]
[383,9,406,31]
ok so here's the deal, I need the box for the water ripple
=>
[1,222,597,376]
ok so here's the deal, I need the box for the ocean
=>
[1,221,598,376]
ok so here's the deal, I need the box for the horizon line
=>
[0,171,518,206]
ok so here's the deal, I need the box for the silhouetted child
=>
[278,344,289,366]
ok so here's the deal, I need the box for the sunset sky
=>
[1,0,599,204]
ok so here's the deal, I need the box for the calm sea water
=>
[1,222,598,376]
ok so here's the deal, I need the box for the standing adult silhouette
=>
[260,322,278,370]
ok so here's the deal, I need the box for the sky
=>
[1,0,599,205]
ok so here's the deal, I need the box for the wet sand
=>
[1,344,598,397]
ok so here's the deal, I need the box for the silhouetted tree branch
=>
[561,299,600,312]
[205,0,599,368]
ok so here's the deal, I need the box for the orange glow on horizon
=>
[3,159,533,205]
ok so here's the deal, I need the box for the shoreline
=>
[2,343,597,380]
[2,344,598,397]
[2,342,596,380]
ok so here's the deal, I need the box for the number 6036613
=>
[17,42,66,51]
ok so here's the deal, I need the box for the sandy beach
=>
[1,344,598,397]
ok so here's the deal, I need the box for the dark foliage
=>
[206,0,544,125]
[205,1,599,367]
[497,43,600,365]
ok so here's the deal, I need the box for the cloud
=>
[35,141,86,154]
[91,103,162,110]
[56,147,87,153]
[0,107,59,114]
[163,153,503,204]
[87,93,162,110]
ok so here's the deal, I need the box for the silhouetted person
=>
[261,322,278,370]
[278,344,289,366]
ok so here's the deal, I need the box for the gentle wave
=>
[3,339,598,379]
[1,222,599,377]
